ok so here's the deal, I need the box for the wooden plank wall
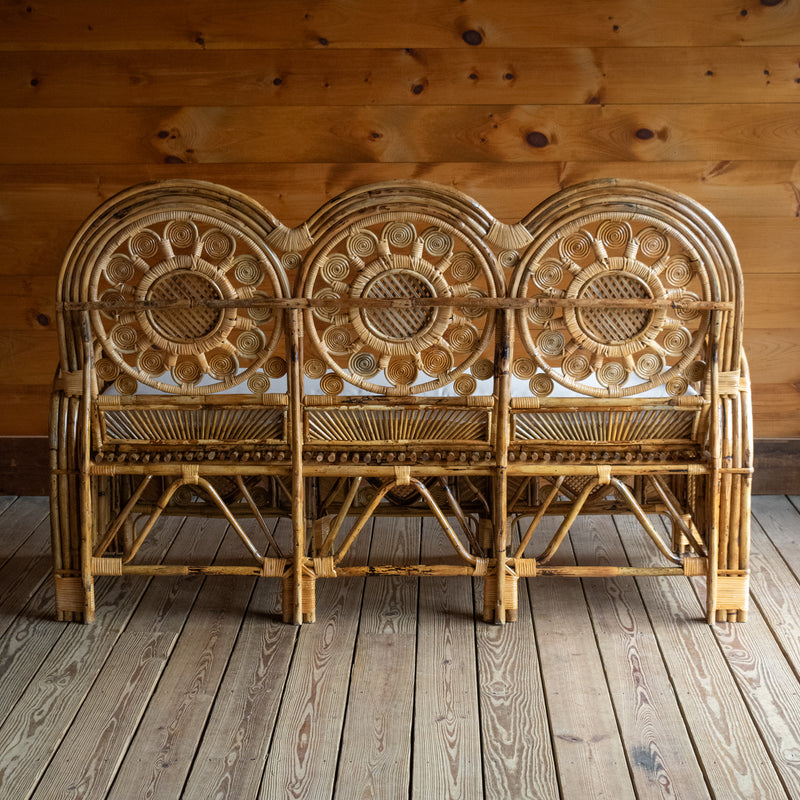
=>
[0,0,798,454]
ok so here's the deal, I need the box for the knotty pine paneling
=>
[2,47,799,107]
[0,0,797,443]
[1,161,799,231]
[1,0,797,49]
[3,104,800,164]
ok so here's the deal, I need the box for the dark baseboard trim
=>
[0,436,797,497]
[0,437,50,496]
[752,438,800,495]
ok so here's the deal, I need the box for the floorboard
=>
[334,515,419,800]
[619,514,790,799]
[529,516,637,800]
[104,521,256,800]
[0,496,798,800]
[412,517,482,800]
[30,516,230,800]
[571,514,712,800]
[0,514,52,640]
[259,518,371,800]
[0,515,185,798]
[475,523,559,800]
[182,519,297,800]
[0,496,49,566]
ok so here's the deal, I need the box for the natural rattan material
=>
[51,178,752,626]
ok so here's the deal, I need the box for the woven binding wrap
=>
[262,557,287,577]
[511,397,541,409]
[718,371,742,395]
[55,370,84,396]
[716,573,750,611]
[54,574,87,613]
[482,571,519,619]
[313,557,337,578]
[182,464,200,484]
[394,466,412,486]
[91,464,118,476]
[596,465,612,485]
[682,556,708,576]
[91,557,123,576]
[515,558,538,577]
[473,558,490,576]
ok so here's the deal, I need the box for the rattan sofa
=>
[51,178,752,625]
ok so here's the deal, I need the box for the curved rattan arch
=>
[516,178,743,335]
[56,180,292,394]
[296,182,506,396]
[509,179,744,397]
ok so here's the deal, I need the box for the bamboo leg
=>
[737,358,754,622]
[707,352,722,624]
[490,308,513,624]
[79,348,95,623]
[287,309,309,624]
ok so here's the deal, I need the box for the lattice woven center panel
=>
[362,269,435,341]
[146,271,224,342]
[577,272,653,344]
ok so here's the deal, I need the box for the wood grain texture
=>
[570,514,713,799]
[2,161,799,228]
[748,500,800,670]
[0,516,52,641]
[475,521,559,800]
[0,390,56,437]
[0,495,16,515]
[0,0,797,439]
[259,523,371,800]
[750,385,800,438]
[752,495,800,581]
[527,518,637,800]
[651,506,800,796]
[3,104,800,165]
[1,501,800,798]
[0,514,185,799]
[31,518,281,800]
[0,496,49,566]
[0,577,64,725]
[181,520,297,800]
[0,514,181,725]
[3,47,799,107]
[1,0,797,50]
[104,527,256,800]
[334,516,420,800]
[618,513,789,799]
[412,516,482,800]
[704,600,800,795]
[745,275,800,328]
[5,211,800,279]
[0,335,57,382]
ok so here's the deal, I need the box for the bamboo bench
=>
[51,178,752,625]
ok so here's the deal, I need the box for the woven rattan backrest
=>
[509,179,744,400]
[57,181,291,397]
[296,183,507,398]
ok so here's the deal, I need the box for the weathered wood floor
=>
[1,494,800,799]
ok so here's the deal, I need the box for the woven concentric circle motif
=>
[89,212,284,394]
[302,212,498,394]
[513,213,711,397]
